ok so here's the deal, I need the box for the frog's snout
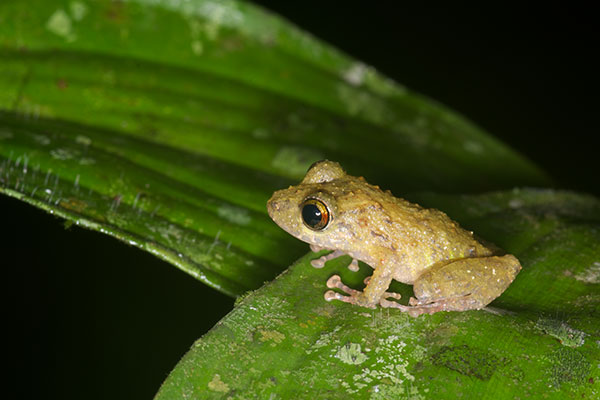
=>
[266,198,278,218]
[266,192,284,221]
[267,189,305,237]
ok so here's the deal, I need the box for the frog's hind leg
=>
[385,254,521,317]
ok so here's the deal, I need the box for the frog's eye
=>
[301,198,330,231]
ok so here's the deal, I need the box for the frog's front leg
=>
[325,265,401,308]
[383,254,521,317]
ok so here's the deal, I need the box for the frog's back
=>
[345,179,493,269]
[393,196,492,260]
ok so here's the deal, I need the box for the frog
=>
[267,160,521,317]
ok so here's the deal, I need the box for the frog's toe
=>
[311,250,345,269]
[326,274,360,296]
[325,275,379,308]
[383,291,402,300]
[326,274,343,288]
[310,244,325,252]
[324,290,348,302]
[402,296,480,317]
[379,298,409,311]
[347,258,360,272]
[379,301,440,317]
[407,306,439,317]
[377,291,402,309]
[409,296,425,306]
[379,295,446,316]
[325,291,376,308]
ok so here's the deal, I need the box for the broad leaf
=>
[156,189,600,399]
[0,0,550,295]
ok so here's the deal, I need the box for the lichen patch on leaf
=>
[574,261,600,284]
[306,325,341,355]
[217,203,251,225]
[335,343,368,365]
[207,373,229,393]
[69,1,88,21]
[46,8,76,42]
[258,329,285,345]
[50,148,79,160]
[342,63,367,86]
[271,146,323,178]
[340,335,418,395]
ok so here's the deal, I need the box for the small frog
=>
[267,160,521,317]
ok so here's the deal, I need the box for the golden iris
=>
[301,198,330,230]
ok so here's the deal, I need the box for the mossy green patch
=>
[431,344,509,380]
[547,347,591,388]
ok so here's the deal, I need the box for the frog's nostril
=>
[267,201,279,214]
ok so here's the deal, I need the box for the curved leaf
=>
[155,189,600,399]
[0,0,550,295]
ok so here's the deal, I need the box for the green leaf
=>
[0,0,550,295]
[155,189,600,399]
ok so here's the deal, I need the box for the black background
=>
[251,2,598,194]
[4,3,598,399]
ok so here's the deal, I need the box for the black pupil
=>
[302,203,322,227]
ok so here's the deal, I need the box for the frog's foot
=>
[311,249,345,268]
[381,295,475,317]
[324,275,376,308]
[403,254,522,316]
[379,299,445,317]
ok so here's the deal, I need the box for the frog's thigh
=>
[413,255,521,309]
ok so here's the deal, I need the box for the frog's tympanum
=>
[267,160,521,317]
